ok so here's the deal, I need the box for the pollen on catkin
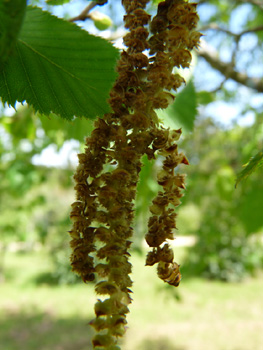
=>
[145,0,200,287]
[69,1,200,349]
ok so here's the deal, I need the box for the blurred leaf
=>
[209,0,232,24]
[1,108,37,144]
[6,160,39,195]
[216,166,235,200]
[197,90,214,105]
[46,0,71,5]
[0,0,27,67]
[235,151,263,187]
[237,179,263,233]
[246,7,263,41]
[89,11,113,31]
[0,6,119,120]
[165,80,197,132]
[134,155,157,247]
[136,155,157,216]
[40,113,94,144]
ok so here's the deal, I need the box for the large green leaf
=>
[0,6,119,120]
[0,0,27,66]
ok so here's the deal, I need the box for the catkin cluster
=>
[69,1,200,349]
[144,0,200,286]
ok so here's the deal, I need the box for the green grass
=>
[1,249,263,350]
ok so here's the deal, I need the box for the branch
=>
[198,44,263,93]
[200,23,263,37]
[199,23,234,36]
[197,0,209,4]
[199,0,263,8]
[69,0,107,22]
[235,0,263,9]
[240,25,263,36]
[199,24,263,76]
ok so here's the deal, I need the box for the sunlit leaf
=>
[235,151,263,187]
[0,6,119,120]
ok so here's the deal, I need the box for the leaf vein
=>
[16,43,45,112]
[2,69,12,105]
[37,56,68,117]
[19,39,97,91]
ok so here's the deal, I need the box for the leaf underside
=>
[235,151,263,187]
[0,6,119,120]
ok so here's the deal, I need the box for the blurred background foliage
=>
[180,115,263,281]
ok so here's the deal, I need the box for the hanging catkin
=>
[69,1,200,348]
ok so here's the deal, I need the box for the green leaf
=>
[197,90,214,105]
[0,6,119,120]
[235,151,263,187]
[136,155,157,216]
[164,80,197,132]
[46,0,71,5]
[40,113,94,144]
[237,180,263,233]
[90,11,113,31]
[1,107,36,145]
[0,0,27,66]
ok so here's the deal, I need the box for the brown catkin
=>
[145,0,200,287]
[69,1,200,348]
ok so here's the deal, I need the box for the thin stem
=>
[69,1,108,22]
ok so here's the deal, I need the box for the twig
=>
[236,0,263,9]
[199,23,263,38]
[199,24,263,72]
[198,44,263,93]
[209,78,229,94]
[69,0,108,22]
[240,25,263,36]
